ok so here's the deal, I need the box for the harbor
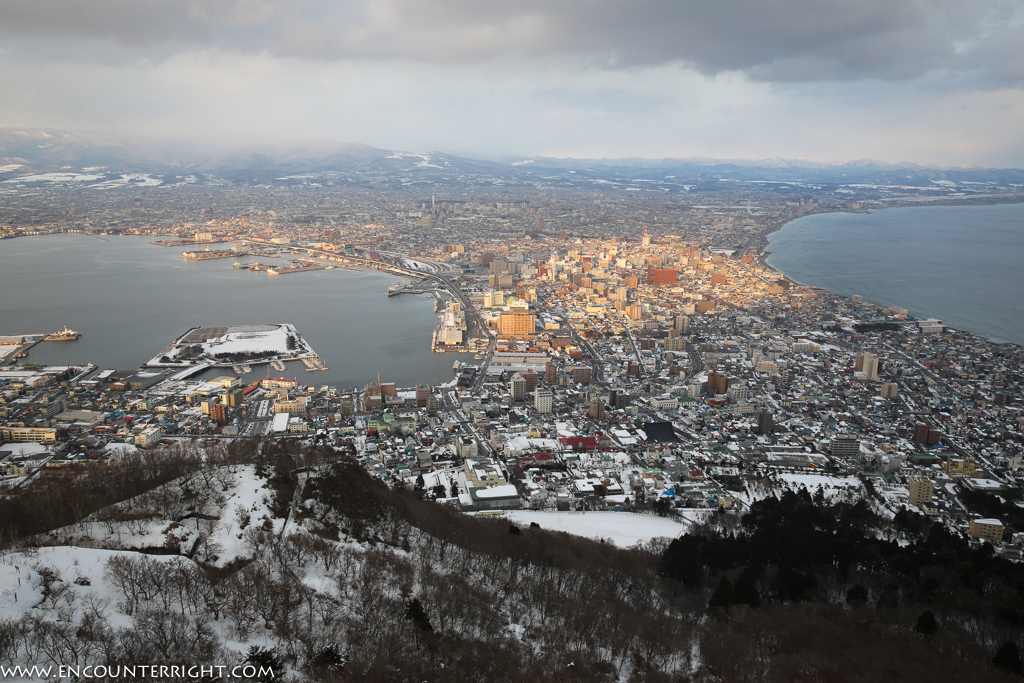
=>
[179,249,245,261]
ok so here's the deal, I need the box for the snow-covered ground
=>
[504,510,695,547]
[1,172,164,188]
[42,464,285,568]
[148,323,315,367]
[774,473,864,502]
[0,546,176,628]
[200,324,300,357]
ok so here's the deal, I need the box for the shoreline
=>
[751,203,1024,347]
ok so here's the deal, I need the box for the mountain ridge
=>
[1,126,1021,186]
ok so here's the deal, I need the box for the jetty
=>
[301,356,328,372]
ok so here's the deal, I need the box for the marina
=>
[301,356,328,371]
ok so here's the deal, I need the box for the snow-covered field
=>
[198,324,300,357]
[1,172,164,188]
[505,510,695,547]
[149,323,315,366]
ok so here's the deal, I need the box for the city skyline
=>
[1,0,1023,167]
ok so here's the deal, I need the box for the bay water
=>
[767,203,1024,345]
[0,235,456,388]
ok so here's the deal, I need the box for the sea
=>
[767,203,1024,345]
[0,235,458,388]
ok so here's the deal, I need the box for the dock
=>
[301,356,328,371]
[267,260,328,275]
[270,360,286,372]
[179,250,244,261]
[387,282,431,297]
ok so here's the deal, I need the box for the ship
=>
[266,267,280,275]
[44,326,80,341]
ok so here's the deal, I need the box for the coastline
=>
[752,203,1024,346]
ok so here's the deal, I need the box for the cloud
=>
[2,0,1021,83]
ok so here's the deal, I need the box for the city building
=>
[498,311,536,337]
[970,518,1004,543]
[509,373,526,402]
[0,426,57,444]
[856,352,879,380]
[908,476,934,509]
[707,372,728,396]
[831,434,861,458]
[534,387,553,414]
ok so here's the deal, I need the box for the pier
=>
[301,356,328,371]
[179,249,244,261]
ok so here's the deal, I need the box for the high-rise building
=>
[880,382,898,399]
[756,409,774,435]
[210,401,230,426]
[545,363,557,384]
[707,372,728,396]
[522,371,539,392]
[589,398,605,420]
[415,384,430,408]
[914,422,941,446]
[509,373,526,402]
[675,315,690,334]
[856,352,879,380]
[572,366,592,385]
[908,476,934,508]
[534,387,553,414]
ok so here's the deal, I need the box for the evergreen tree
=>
[994,642,1023,675]
[708,575,734,609]
[733,564,762,608]
[405,598,434,632]
[914,610,937,636]
[846,583,869,606]
[244,646,285,683]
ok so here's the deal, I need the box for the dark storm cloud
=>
[1,0,1021,82]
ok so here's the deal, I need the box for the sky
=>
[1,0,1023,167]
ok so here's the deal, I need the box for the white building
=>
[534,387,553,414]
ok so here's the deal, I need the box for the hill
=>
[0,441,1020,681]
[3,126,1023,189]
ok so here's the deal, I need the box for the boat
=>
[266,268,280,275]
[233,262,248,269]
[44,326,80,341]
